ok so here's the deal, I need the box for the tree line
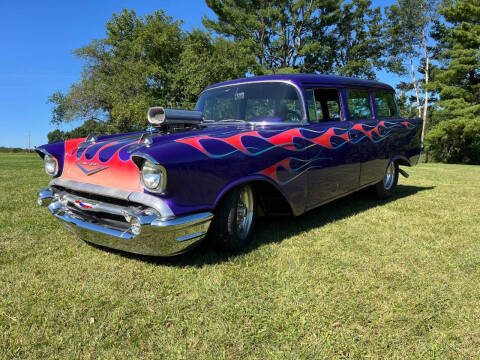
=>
[48,0,480,164]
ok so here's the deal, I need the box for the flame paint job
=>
[61,136,144,192]
[36,74,423,218]
[174,121,416,184]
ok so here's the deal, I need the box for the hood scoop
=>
[147,107,204,127]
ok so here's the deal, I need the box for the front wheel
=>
[374,161,399,199]
[211,184,257,252]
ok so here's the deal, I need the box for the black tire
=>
[210,184,257,252]
[375,161,399,199]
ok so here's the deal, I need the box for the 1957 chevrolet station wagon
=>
[36,74,422,256]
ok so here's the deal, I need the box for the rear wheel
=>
[211,184,257,251]
[375,161,399,199]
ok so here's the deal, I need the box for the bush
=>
[425,118,480,164]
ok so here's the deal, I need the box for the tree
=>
[170,30,256,109]
[384,0,438,143]
[48,9,185,132]
[47,119,110,144]
[48,9,254,133]
[204,0,395,78]
[430,0,480,124]
[47,129,65,144]
[329,0,386,79]
[204,0,341,74]
[425,0,480,164]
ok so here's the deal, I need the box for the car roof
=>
[205,74,394,92]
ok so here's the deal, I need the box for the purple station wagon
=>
[36,74,423,256]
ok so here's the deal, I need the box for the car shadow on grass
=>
[91,184,434,267]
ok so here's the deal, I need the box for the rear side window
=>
[306,88,342,122]
[374,92,398,118]
[346,90,372,120]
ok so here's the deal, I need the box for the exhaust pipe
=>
[398,168,409,178]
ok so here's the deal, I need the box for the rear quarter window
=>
[374,92,398,118]
[346,89,372,120]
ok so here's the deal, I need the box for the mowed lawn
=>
[1,153,479,359]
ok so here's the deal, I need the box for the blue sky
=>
[0,0,398,148]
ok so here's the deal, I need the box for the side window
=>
[346,89,372,120]
[306,88,342,122]
[374,91,398,118]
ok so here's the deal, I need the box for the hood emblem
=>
[76,162,109,176]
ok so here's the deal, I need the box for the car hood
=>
[60,133,146,192]
[57,124,264,191]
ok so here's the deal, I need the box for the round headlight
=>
[141,160,166,193]
[44,154,58,176]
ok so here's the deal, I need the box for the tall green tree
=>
[425,0,480,164]
[430,0,480,123]
[48,9,254,134]
[204,0,393,78]
[329,0,386,79]
[384,0,438,143]
[203,0,341,74]
[49,9,185,132]
[171,30,256,109]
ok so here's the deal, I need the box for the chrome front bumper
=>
[37,186,213,256]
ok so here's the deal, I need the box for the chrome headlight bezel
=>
[140,159,167,194]
[44,154,59,177]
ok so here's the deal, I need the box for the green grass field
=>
[1,153,479,359]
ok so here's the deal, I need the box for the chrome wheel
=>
[236,185,254,240]
[384,162,396,190]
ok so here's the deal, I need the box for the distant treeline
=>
[0,147,31,153]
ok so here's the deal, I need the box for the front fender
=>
[212,175,300,216]
[137,135,308,217]
[35,141,68,177]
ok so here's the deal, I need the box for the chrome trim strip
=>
[48,178,174,218]
[131,152,159,166]
[75,162,109,176]
[49,203,135,240]
[127,192,172,217]
[61,192,142,216]
[151,212,213,228]
[199,80,308,125]
[50,178,131,199]
[175,232,204,242]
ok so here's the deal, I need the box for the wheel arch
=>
[213,176,295,216]
[391,155,411,167]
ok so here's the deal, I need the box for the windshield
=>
[195,82,304,123]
